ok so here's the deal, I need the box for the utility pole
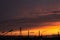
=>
[11,31,12,36]
[39,31,40,36]
[58,32,59,38]
[20,27,22,36]
[28,29,29,37]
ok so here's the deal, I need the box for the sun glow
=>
[0,22,60,36]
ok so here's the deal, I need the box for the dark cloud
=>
[50,10,60,13]
[1,0,60,32]
[1,0,60,21]
[0,14,60,31]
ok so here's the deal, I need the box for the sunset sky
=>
[0,0,60,36]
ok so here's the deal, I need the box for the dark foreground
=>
[0,35,60,40]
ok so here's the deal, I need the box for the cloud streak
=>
[0,14,60,31]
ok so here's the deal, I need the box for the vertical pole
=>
[11,31,12,36]
[39,31,40,36]
[39,31,41,40]
[27,28,30,40]
[28,29,29,37]
[58,32,59,37]
[20,27,22,36]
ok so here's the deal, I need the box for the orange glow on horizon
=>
[0,22,60,36]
